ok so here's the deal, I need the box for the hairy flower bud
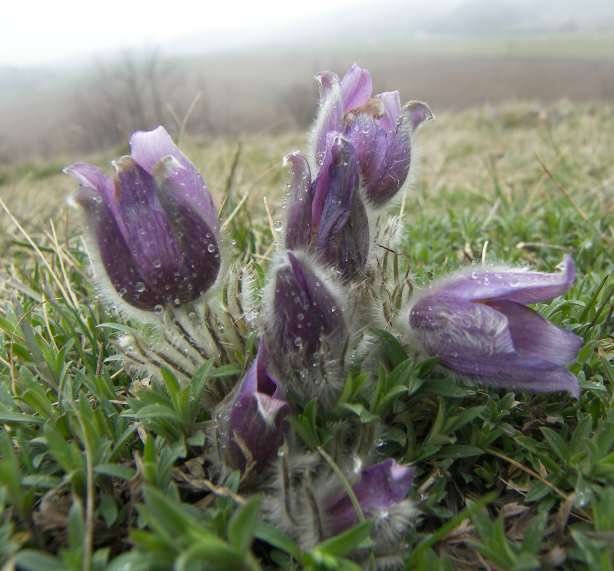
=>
[407,256,582,397]
[264,251,349,405]
[284,137,369,281]
[323,459,415,537]
[224,342,289,473]
[65,126,220,311]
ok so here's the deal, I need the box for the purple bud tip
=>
[226,342,289,472]
[405,101,434,131]
[324,459,415,536]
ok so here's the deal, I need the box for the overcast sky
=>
[1,0,369,66]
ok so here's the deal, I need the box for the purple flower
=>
[408,256,583,397]
[65,126,220,311]
[225,342,289,472]
[284,136,369,281]
[267,251,347,356]
[312,64,432,207]
[324,459,415,536]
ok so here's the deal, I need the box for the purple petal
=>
[154,157,221,299]
[133,127,218,235]
[312,74,343,167]
[238,341,282,399]
[315,71,339,101]
[130,126,182,174]
[325,459,414,535]
[226,341,288,471]
[486,301,583,366]
[72,185,162,309]
[437,257,576,305]
[311,133,337,228]
[315,137,368,280]
[410,295,515,358]
[405,101,434,132]
[441,352,580,398]
[340,63,373,111]
[64,163,115,204]
[376,91,402,131]
[316,137,359,247]
[227,392,289,472]
[113,157,186,298]
[270,252,346,355]
[345,108,412,207]
[409,291,581,398]
[284,152,313,250]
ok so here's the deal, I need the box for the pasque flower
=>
[224,342,289,472]
[407,256,582,396]
[284,136,369,281]
[312,63,432,207]
[65,126,220,311]
[323,459,415,537]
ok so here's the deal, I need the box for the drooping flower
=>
[284,136,369,281]
[311,63,432,207]
[224,342,289,472]
[323,459,415,537]
[407,256,582,397]
[65,126,220,311]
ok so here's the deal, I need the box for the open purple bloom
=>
[65,126,220,311]
[225,342,289,472]
[408,256,582,397]
[324,459,415,536]
[285,136,369,281]
[312,64,432,207]
[267,251,347,356]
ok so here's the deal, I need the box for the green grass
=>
[0,101,612,570]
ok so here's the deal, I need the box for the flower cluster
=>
[66,63,582,568]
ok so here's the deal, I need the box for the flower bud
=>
[224,342,289,472]
[268,251,346,356]
[284,137,369,281]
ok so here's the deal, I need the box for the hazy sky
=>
[1,0,362,66]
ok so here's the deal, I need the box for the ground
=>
[0,101,612,570]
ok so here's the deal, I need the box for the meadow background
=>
[0,0,613,569]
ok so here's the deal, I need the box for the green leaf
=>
[228,496,261,552]
[438,445,483,459]
[540,427,569,464]
[94,463,136,480]
[254,523,303,560]
[340,403,379,423]
[313,521,372,558]
[14,551,64,571]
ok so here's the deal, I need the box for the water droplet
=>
[207,243,216,253]
[135,281,146,292]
